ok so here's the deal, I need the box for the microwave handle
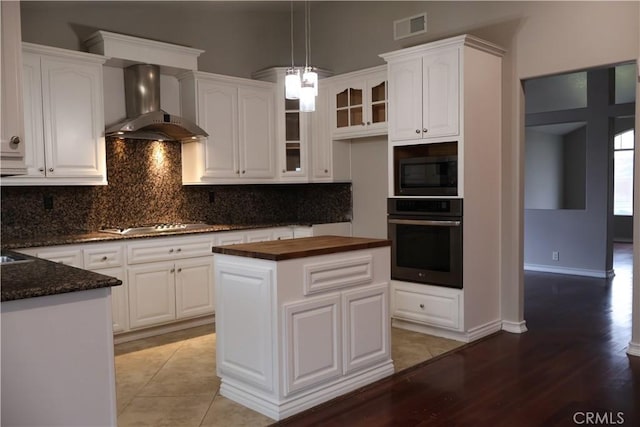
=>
[388,219,461,227]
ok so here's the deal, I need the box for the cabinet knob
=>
[361,122,365,126]
[38,168,45,173]
[366,121,371,125]
[236,170,240,175]
[324,169,328,173]
[176,248,182,253]
[423,128,428,133]
[282,169,286,173]
[419,304,425,309]
[169,248,174,253]
[9,136,21,145]
[242,170,246,174]
[415,129,421,134]
[101,256,108,261]
[49,168,54,173]
[177,268,182,273]
[170,268,175,273]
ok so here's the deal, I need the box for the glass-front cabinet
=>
[284,98,303,175]
[329,65,388,139]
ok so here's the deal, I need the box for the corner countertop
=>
[1,250,122,302]
[211,235,391,261]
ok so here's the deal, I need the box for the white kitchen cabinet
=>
[328,66,387,140]
[3,43,107,185]
[309,84,351,182]
[214,241,392,420]
[127,236,214,329]
[215,231,247,246]
[175,257,215,319]
[391,281,462,331]
[385,46,459,143]
[283,294,342,395]
[128,263,177,329]
[179,71,276,184]
[97,266,128,333]
[383,35,505,343]
[17,246,84,268]
[0,0,27,176]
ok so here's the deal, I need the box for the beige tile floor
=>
[114,324,463,427]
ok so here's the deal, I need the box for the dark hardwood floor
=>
[275,244,639,426]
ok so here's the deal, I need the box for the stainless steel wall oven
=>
[388,198,463,289]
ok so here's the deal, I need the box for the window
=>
[613,129,634,215]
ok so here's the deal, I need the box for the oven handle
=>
[388,219,461,227]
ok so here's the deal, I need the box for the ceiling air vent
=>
[394,13,427,40]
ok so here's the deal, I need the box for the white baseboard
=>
[502,320,528,334]
[220,361,395,421]
[113,315,215,344]
[524,264,614,279]
[391,318,501,343]
[627,341,640,357]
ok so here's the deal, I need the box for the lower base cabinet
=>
[128,257,214,329]
[215,245,393,421]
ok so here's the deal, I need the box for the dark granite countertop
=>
[1,223,319,250]
[1,250,122,302]
[212,235,391,261]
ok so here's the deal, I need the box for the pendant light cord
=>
[290,1,295,68]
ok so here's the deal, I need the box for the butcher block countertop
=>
[211,235,391,261]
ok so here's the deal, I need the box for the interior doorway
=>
[523,62,636,279]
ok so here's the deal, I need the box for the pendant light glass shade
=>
[285,68,301,100]
[303,67,318,96]
[300,79,315,112]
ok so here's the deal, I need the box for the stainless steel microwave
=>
[395,155,458,196]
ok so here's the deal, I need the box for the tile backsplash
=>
[1,138,352,239]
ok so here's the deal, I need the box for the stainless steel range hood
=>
[106,64,207,142]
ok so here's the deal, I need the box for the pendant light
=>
[285,1,300,100]
[299,0,317,112]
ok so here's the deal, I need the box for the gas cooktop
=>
[99,223,212,236]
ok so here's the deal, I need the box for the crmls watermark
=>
[572,412,625,425]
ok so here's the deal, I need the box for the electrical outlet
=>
[43,195,53,210]
[552,251,559,261]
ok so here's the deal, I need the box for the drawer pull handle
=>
[419,304,425,309]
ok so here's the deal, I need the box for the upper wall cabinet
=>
[179,71,276,184]
[0,1,27,176]
[2,43,107,186]
[327,65,388,140]
[384,48,459,144]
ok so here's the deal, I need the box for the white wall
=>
[350,137,388,239]
[525,129,563,210]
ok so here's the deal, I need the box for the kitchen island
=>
[212,236,393,420]
[1,251,121,427]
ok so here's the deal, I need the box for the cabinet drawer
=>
[392,285,461,330]
[32,247,83,268]
[127,237,212,264]
[84,245,123,269]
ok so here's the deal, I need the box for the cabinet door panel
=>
[342,283,389,374]
[41,56,104,178]
[0,0,26,173]
[175,258,214,319]
[199,81,238,178]
[422,49,459,138]
[238,87,275,178]
[18,53,46,177]
[128,264,176,329]
[388,57,423,142]
[95,266,128,333]
[284,294,342,395]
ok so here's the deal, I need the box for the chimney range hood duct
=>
[106,64,207,142]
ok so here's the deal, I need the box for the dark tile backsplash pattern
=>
[1,138,352,239]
